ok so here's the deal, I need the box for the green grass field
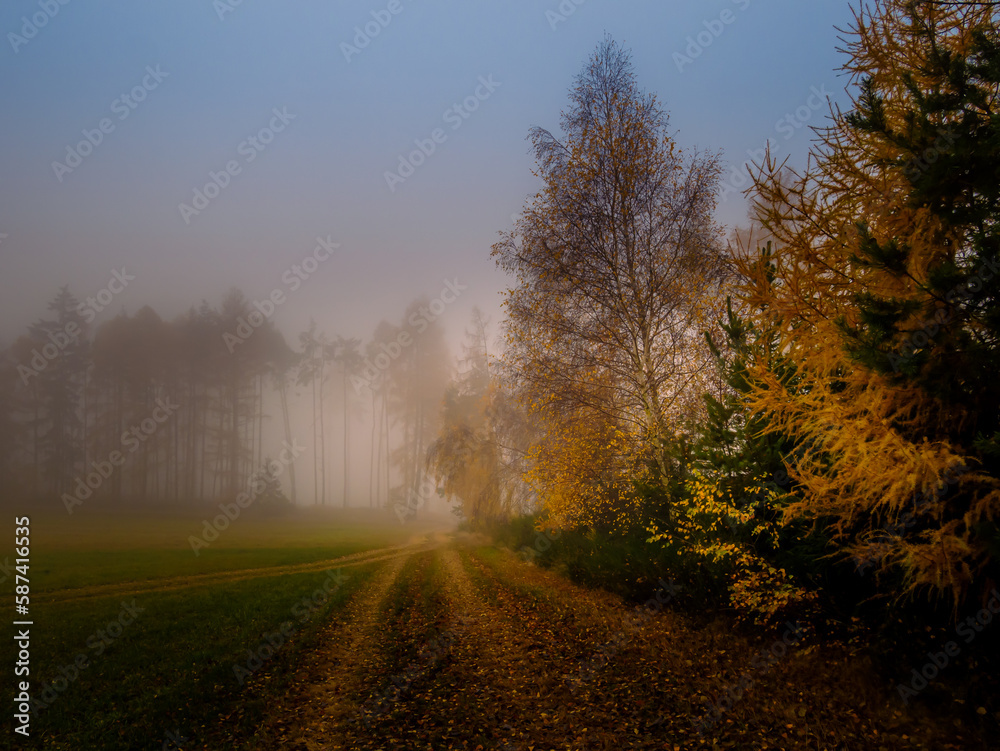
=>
[25,507,432,591]
[1,506,448,750]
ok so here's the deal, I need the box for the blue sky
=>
[0,0,858,349]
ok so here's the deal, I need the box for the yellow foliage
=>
[522,385,646,532]
[648,470,815,625]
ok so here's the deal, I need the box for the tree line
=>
[0,286,451,515]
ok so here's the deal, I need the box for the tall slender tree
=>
[25,287,89,495]
[298,320,327,505]
[331,335,362,507]
[493,37,727,526]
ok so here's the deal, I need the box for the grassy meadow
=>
[1,505,447,750]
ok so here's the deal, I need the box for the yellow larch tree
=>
[738,0,1000,605]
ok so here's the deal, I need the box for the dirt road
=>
[244,539,981,750]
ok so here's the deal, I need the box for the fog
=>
[0,0,854,519]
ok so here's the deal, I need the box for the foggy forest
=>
[3,1,1000,749]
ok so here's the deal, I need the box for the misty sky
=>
[0,0,855,351]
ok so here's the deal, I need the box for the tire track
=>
[33,540,438,605]
[425,546,599,749]
[258,551,414,750]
